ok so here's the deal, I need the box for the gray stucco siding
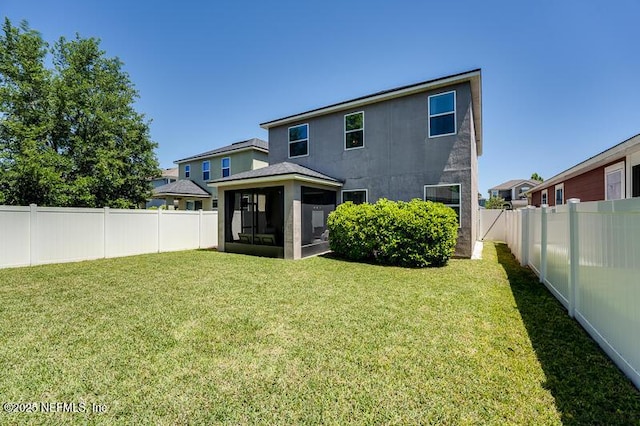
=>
[267,82,475,256]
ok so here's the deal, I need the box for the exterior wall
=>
[267,82,476,257]
[530,159,623,207]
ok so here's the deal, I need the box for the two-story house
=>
[211,70,483,259]
[153,138,268,210]
[146,167,178,208]
[488,179,539,209]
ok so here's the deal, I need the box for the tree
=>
[530,172,544,182]
[485,195,506,209]
[0,18,159,207]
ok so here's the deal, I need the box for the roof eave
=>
[210,173,343,188]
[260,69,482,156]
[174,146,268,164]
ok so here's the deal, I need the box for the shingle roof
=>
[153,179,211,197]
[489,179,539,191]
[210,162,341,184]
[161,167,178,178]
[175,138,268,163]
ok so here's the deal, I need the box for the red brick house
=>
[529,133,640,207]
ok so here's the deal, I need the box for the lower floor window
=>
[424,183,461,227]
[342,189,367,205]
[301,186,336,250]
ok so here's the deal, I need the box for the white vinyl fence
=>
[495,199,640,389]
[0,205,217,269]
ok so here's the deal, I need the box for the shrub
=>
[327,198,458,267]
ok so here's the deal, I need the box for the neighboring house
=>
[529,133,640,207]
[211,69,482,259]
[146,167,179,208]
[154,138,268,210]
[488,179,539,209]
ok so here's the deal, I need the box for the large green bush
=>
[327,198,458,267]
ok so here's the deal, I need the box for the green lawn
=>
[0,243,638,424]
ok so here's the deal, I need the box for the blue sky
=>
[3,0,640,194]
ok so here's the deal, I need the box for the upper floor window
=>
[428,91,456,137]
[202,161,210,181]
[342,189,368,205]
[222,157,230,178]
[345,112,364,150]
[491,189,498,198]
[288,124,309,158]
[605,162,625,200]
[185,164,191,178]
[425,183,461,227]
[555,183,564,205]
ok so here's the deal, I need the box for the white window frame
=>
[341,189,368,204]
[541,189,548,206]
[428,90,457,138]
[288,123,309,159]
[221,157,230,178]
[202,161,210,181]
[184,164,191,178]
[555,183,564,205]
[344,111,365,151]
[604,161,625,201]
[424,183,462,228]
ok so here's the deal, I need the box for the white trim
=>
[221,157,231,178]
[555,183,565,205]
[604,161,625,201]
[261,70,480,129]
[202,160,210,181]
[424,183,462,228]
[341,189,368,204]
[288,123,309,159]
[344,111,365,151]
[428,90,457,138]
[184,164,191,178]
[541,189,548,205]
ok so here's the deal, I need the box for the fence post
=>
[567,198,581,318]
[198,209,204,249]
[520,208,529,267]
[540,204,548,284]
[157,208,162,253]
[103,207,110,259]
[29,204,38,266]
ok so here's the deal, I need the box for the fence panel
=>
[0,206,31,268]
[479,209,506,241]
[529,208,542,274]
[575,200,640,386]
[0,205,218,269]
[544,206,570,307]
[200,211,218,248]
[159,211,201,252]
[107,209,159,257]
[36,207,105,265]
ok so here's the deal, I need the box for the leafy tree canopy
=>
[485,196,507,209]
[530,172,544,182]
[0,18,159,207]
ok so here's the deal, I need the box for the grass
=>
[0,243,638,424]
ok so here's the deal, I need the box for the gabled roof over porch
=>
[209,161,343,188]
[153,179,212,198]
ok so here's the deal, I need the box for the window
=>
[344,112,364,150]
[202,161,210,181]
[633,164,640,198]
[301,186,336,257]
[342,189,368,205]
[555,183,564,205]
[212,198,218,210]
[428,91,456,137]
[288,124,309,158]
[541,189,548,205]
[491,190,498,198]
[221,157,230,178]
[424,184,461,226]
[605,162,625,200]
[185,164,191,178]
